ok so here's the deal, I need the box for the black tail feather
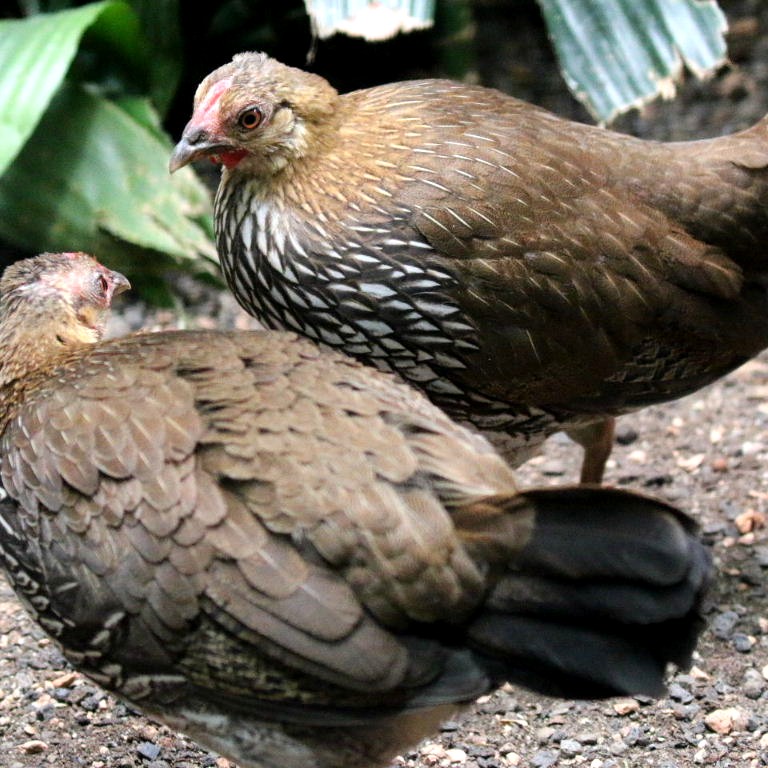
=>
[468,486,712,699]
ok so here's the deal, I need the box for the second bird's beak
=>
[111,270,131,298]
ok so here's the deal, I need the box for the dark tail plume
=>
[462,487,712,698]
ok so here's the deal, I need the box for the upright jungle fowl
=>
[171,52,768,482]
[0,253,711,768]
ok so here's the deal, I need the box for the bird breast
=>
[215,175,480,386]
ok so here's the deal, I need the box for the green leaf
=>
[537,0,728,123]
[0,1,144,176]
[0,82,216,276]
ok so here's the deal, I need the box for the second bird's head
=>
[0,252,130,347]
[170,52,339,177]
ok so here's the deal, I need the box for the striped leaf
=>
[538,0,728,123]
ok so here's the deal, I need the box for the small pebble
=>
[671,702,701,721]
[558,739,582,757]
[735,509,766,534]
[609,740,629,756]
[445,748,467,764]
[622,725,651,746]
[51,671,78,688]
[668,682,694,704]
[689,666,710,681]
[732,633,755,653]
[137,742,162,761]
[711,611,740,639]
[704,707,750,735]
[612,698,640,715]
[677,453,705,471]
[52,688,71,702]
[711,456,729,472]
[467,744,495,759]
[536,726,556,744]
[80,691,106,711]
[615,425,638,445]
[530,750,558,768]
[19,740,48,754]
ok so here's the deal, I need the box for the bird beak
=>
[169,124,233,173]
[110,270,131,298]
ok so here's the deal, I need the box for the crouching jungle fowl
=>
[0,253,711,768]
[170,51,768,483]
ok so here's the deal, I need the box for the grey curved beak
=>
[110,270,131,298]
[169,134,200,173]
[169,126,233,173]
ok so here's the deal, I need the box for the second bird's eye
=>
[238,106,264,130]
[92,274,109,298]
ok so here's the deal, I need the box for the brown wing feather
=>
[0,329,527,702]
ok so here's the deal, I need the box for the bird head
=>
[169,52,339,177]
[0,252,130,348]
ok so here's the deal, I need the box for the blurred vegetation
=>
[0,0,727,301]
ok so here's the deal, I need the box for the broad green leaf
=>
[538,0,728,123]
[0,82,216,277]
[0,1,144,176]
[116,94,171,142]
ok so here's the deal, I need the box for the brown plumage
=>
[170,52,768,483]
[0,253,711,768]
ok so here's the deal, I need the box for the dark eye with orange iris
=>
[238,106,264,130]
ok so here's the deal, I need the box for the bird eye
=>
[93,273,110,298]
[238,106,264,131]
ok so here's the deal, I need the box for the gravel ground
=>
[0,283,767,768]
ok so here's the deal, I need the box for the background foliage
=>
[0,0,727,300]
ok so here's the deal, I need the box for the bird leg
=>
[566,416,616,484]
